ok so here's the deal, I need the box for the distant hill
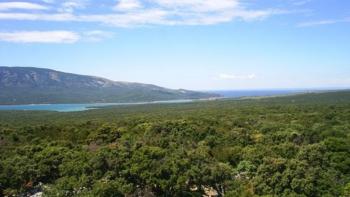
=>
[0,67,218,104]
[251,89,350,104]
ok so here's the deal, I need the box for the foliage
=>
[0,91,350,196]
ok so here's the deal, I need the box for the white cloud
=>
[59,0,88,13]
[0,30,113,43]
[83,30,113,42]
[219,73,256,80]
[41,0,55,3]
[0,12,75,21]
[114,0,142,11]
[298,18,350,27]
[0,2,48,11]
[0,10,170,26]
[0,31,80,43]
[0,0,287,27]
[291,0,312,6]
[152,0,238,12]
[82,9,171,27]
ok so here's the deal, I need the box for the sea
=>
[0,89,307,112]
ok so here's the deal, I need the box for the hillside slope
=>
[0,67,218,104]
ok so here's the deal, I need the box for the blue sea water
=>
[209,89,305,98]
[0,90,307,112]
[0,99,194,112]
[0,103,98,112]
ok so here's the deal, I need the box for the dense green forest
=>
[0,91,350,196]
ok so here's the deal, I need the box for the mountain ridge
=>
[0,67,218,105]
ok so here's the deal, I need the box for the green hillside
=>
[0,67,217,104]
[0,91,349,196]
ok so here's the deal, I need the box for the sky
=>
[0,0,349,90]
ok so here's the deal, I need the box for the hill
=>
[0,67,218,104]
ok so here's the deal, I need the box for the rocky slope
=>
[0,67,218,104]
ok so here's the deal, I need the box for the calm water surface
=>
[0,90,309,112]
[0,100,195,112]
[209,89,306,98]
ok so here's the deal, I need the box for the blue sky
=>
[0,0,349,90]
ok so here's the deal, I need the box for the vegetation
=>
[0,91,350,196]
[0,67,217,105]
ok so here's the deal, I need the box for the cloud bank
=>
[0,0,285,27]
[0,30,113,43]
[0,0,306,44]
[0,31,79,43]
[0,2,48,11]
[298,18,350,27]
[219,73,256,80]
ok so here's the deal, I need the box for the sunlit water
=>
[0,90,308,112]
[0,100,195,112]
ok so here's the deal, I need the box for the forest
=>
[0,91,350,196]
